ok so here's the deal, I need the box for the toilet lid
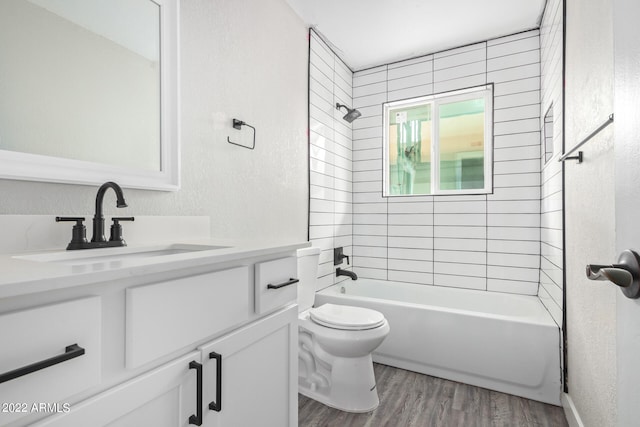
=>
[310,304,386,330]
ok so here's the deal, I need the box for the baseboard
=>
[562,393,585,427]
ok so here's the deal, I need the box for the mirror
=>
[0,0,179,190]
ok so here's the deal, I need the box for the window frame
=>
[382,84,494,197]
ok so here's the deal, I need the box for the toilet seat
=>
[310,303,386,330]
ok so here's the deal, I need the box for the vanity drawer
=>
[126,266,251,369]
[0,297,101,425]
[254,257,298,315]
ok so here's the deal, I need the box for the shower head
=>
[335,103,362,123]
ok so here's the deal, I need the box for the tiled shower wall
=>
[308,28,566,306]
[350,30,543,295]
[308,31,354,290]
[539,0,564,325]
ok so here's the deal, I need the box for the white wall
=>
[349,30,543,295]
[564,0,618,425]
[0,0,309,244]
[308,31,355,290]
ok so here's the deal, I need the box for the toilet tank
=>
[296,246,321,312]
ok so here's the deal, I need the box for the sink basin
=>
[13,243,229,266]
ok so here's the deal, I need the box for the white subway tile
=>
[388,73,433,91]
[354,256,388,269]
[434,61,486,82]
[434,200,486,214]
[353,81,387,98]
[388,236,433,249]
[488,200,541,214]
[433,213,486,226]
[388,247,433,261]
[487,49,540,72]
[487,239,540,255]
[434,250,486,265]
[388,85,434,102]
[434,226,486,239]
[388,270,433,285]
[353,235,388,247]
[488,252,540,269]
[494,77,540,96]
[494,159,540,175]
[434,237,486,251]
[434,74,486,93]
[354,70,387,87]
[487,265,539,282]
[494,90,540,109]
[353,213,387,225]
[353,224,387,236]
[356,268,389,281]
[353,245,388,258]
[488,213,540,227]
[435,262,486,278]
[487,278,538,295]
[388,225,433,238]
[434,48,486,71]
[388,59,432,79]
[488,226,540,241]
[388,258,433,273]
[433,274,486,290]
[388,214,433,225]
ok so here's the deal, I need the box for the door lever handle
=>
[586,250,640,299]
[586,265,633,287]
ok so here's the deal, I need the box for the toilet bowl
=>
[296,247,389,413]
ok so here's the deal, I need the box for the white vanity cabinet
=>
[199,305,298,427]
[0,245,303,427]
[33,351,202,427]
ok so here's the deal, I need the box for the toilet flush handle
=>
[586,249,640,299]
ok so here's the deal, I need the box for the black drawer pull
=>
[267,278,299,290]
[189,361,203,425]
[0,343,85,384]
[209,351,222,412]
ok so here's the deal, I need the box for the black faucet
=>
[56,181,133,250]
[92,181,128,243]
[336,268,358,280]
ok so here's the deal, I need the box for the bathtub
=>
[315,279,561,405]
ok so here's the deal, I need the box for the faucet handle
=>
[56,217,88,248]
[109,217,134,243]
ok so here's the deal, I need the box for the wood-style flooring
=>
[298,363,569,427]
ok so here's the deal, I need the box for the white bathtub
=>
[315,279,561,405]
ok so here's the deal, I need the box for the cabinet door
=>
[33,351,202,427]
[199,305,298,427]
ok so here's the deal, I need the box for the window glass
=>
[438,98,485,190]
[382,85,493,196]
[388,104,431,195]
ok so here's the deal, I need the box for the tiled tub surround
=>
[538,0,564,326]
[351,30,543,296]
[309,30,355,290]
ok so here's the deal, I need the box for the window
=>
[383,85,493,196]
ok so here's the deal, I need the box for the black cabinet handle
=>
[209,351,222,412]
[189,361,203,426]
[267,278,299,290]
[0,344,85,384]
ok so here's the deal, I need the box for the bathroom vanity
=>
[0,238,305,427]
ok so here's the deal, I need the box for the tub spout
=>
[336,268,358,280]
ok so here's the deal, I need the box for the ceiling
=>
[285,0,547,71]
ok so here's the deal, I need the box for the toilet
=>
[296,247,389,413]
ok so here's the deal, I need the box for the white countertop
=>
[0,238,309,299]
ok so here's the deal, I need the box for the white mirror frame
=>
[0,0,180,191]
